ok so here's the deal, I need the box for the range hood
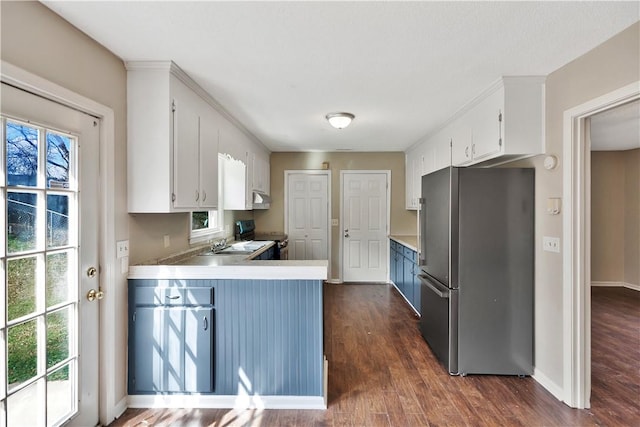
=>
[252,191,271,209]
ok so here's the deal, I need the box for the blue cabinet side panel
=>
[215,279,323,396]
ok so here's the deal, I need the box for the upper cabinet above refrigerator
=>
[450,76,545,167]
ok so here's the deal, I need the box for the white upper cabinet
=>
[451,76,545,166]
[127,61,219,213]
[251,151,270,196]
[221,155,247,211]
[405,128,452,211]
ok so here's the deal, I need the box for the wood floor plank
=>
[110,284,638,427]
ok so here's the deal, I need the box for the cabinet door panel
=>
[173,87,200,209]
[184,307,214,392]
[395,254,404,293]
[412,265,421,314]
[451,117,473,166]
[471,87,504,162]
[199,107,219,209]
[390,244,396,283]
[132,307,162,392]
[403,256,415,305]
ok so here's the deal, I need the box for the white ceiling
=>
[590,100,640,151]
[42,1,639,153]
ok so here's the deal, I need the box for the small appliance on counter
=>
[235,220,288,260]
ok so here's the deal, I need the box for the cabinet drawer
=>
[402,246,417,263]
[134,287,214,306]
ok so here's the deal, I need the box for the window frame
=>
[189,154,226,245]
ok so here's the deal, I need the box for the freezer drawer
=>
[419,274,458,374]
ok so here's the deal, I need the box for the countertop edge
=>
[128,261,329,281]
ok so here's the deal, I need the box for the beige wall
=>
[591,149,639,286]
[624,149,640,286]
[591,151,626,282]
[1,0,130,410]
[254,152,417,280]
[129,210,253,264]
[506,22,640,390]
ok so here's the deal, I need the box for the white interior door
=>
[1,83,100,427]
[342,172,389,282]
[286,172,329,261]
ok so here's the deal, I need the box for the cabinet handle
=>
[166,295,180,300]
[202,190,207,202]
[195,190,200,202]
[203,316,209,331]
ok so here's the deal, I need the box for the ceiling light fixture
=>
[326,112,355,129]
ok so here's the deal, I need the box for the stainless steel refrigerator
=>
[419,166,534,376]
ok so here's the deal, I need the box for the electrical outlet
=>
[116,240,129,259]
[331,219,339,226]
[543,236,560,253]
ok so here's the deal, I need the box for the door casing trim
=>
[1,60,119,424]
[562,80,639,408]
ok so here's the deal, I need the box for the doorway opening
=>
[563,81,639,409]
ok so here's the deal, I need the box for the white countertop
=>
[129,241,328,280]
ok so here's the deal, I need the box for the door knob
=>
[87,266,98,278]
[87,288,104,302]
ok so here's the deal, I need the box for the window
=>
[189,154,225,244]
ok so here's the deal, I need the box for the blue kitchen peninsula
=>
[127,256,328,410]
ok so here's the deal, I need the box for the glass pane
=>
[192,211,209,230]
[46,252,71,307]
[7,192,38,253]
[46,132,71,189]
[7,318,38,390]
[47,194,69,248]
[46,307,70,369]
[7,377,45,427]
[6,122,38,187]
[7,256,37,320]
[47,364,74,427]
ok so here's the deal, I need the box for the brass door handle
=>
[87,288,104,302]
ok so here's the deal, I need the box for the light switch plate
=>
[163,235,170,248]
[331,219,339,226]
[116,240,129,259]
[543,236,560,253]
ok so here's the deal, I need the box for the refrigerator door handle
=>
[419,275,450,298]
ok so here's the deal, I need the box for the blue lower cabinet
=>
[395,251,404,294]
[131,306,214,393]
[412,265,421,315]
[390,240,420,315]
[390,242,396,283]
[403,256,413,306]
[128,278,324,397]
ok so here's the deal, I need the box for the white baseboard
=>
[127,394,326,410]
[591,281,640,291]
[113,396,128,419]
[325,279,343,284]
[533,368,564,402]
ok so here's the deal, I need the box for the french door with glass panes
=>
[1,83,100,427]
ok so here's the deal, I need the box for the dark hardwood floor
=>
[110,284,639,426]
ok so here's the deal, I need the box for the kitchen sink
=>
[198,240,271,256]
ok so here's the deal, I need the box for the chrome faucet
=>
[211,238,228,253]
